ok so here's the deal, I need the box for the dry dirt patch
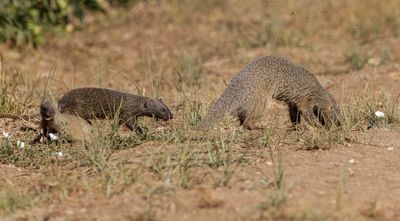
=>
[1,1,400,220]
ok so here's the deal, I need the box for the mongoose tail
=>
[0,113,41,133]
[198,55,340,130]
[0,113,40,121]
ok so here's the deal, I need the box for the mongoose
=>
[0,103,93,143]
[40,101,93,143]
[57,87,173,133]
[198,55,340,130]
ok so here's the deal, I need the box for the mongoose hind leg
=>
[243,117,263,130]
[238,95,269,130]
[238,109,263,130]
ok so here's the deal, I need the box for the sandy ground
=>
[1,1,400,220]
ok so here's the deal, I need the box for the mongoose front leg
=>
[301,108,323,127]
[122,117,144,134]
[241,115,263,130]
[288,103,301,130]
[30,133,44,145]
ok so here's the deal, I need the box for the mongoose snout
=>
[40,101,56,120]
[144,98,173,120]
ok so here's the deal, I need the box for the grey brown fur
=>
[58,87,173,133]
[198,55,340,130]
[40,101,93,143]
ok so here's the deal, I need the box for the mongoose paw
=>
[30,133,46,145]
[287,124,302,132]
[134,126,145,135]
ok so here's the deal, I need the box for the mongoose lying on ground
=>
[198,55,340,130]
[57,87,173,133]
[40,101,93,143]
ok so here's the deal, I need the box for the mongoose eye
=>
[161,108,166,113]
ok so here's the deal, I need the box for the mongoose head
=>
[143,98,173,120]
[40,101,56,121]
[311,92,341,128]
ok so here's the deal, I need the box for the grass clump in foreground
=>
[298,90,400,150]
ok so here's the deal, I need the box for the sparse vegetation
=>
[344,43,369,70]
[347,0,400,42]
[0,184,31,215]
[0,0,400,220]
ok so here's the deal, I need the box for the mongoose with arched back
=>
[198,55,340,130]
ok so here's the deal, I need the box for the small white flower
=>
[2,131,10,139]
[16,140,25,149]
[374,111,385,117]
[388,147,394,150]
[56,151,64,158]
[48,133,59,141]
[348,159,355,164]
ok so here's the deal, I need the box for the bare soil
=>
[1,1,400,220]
